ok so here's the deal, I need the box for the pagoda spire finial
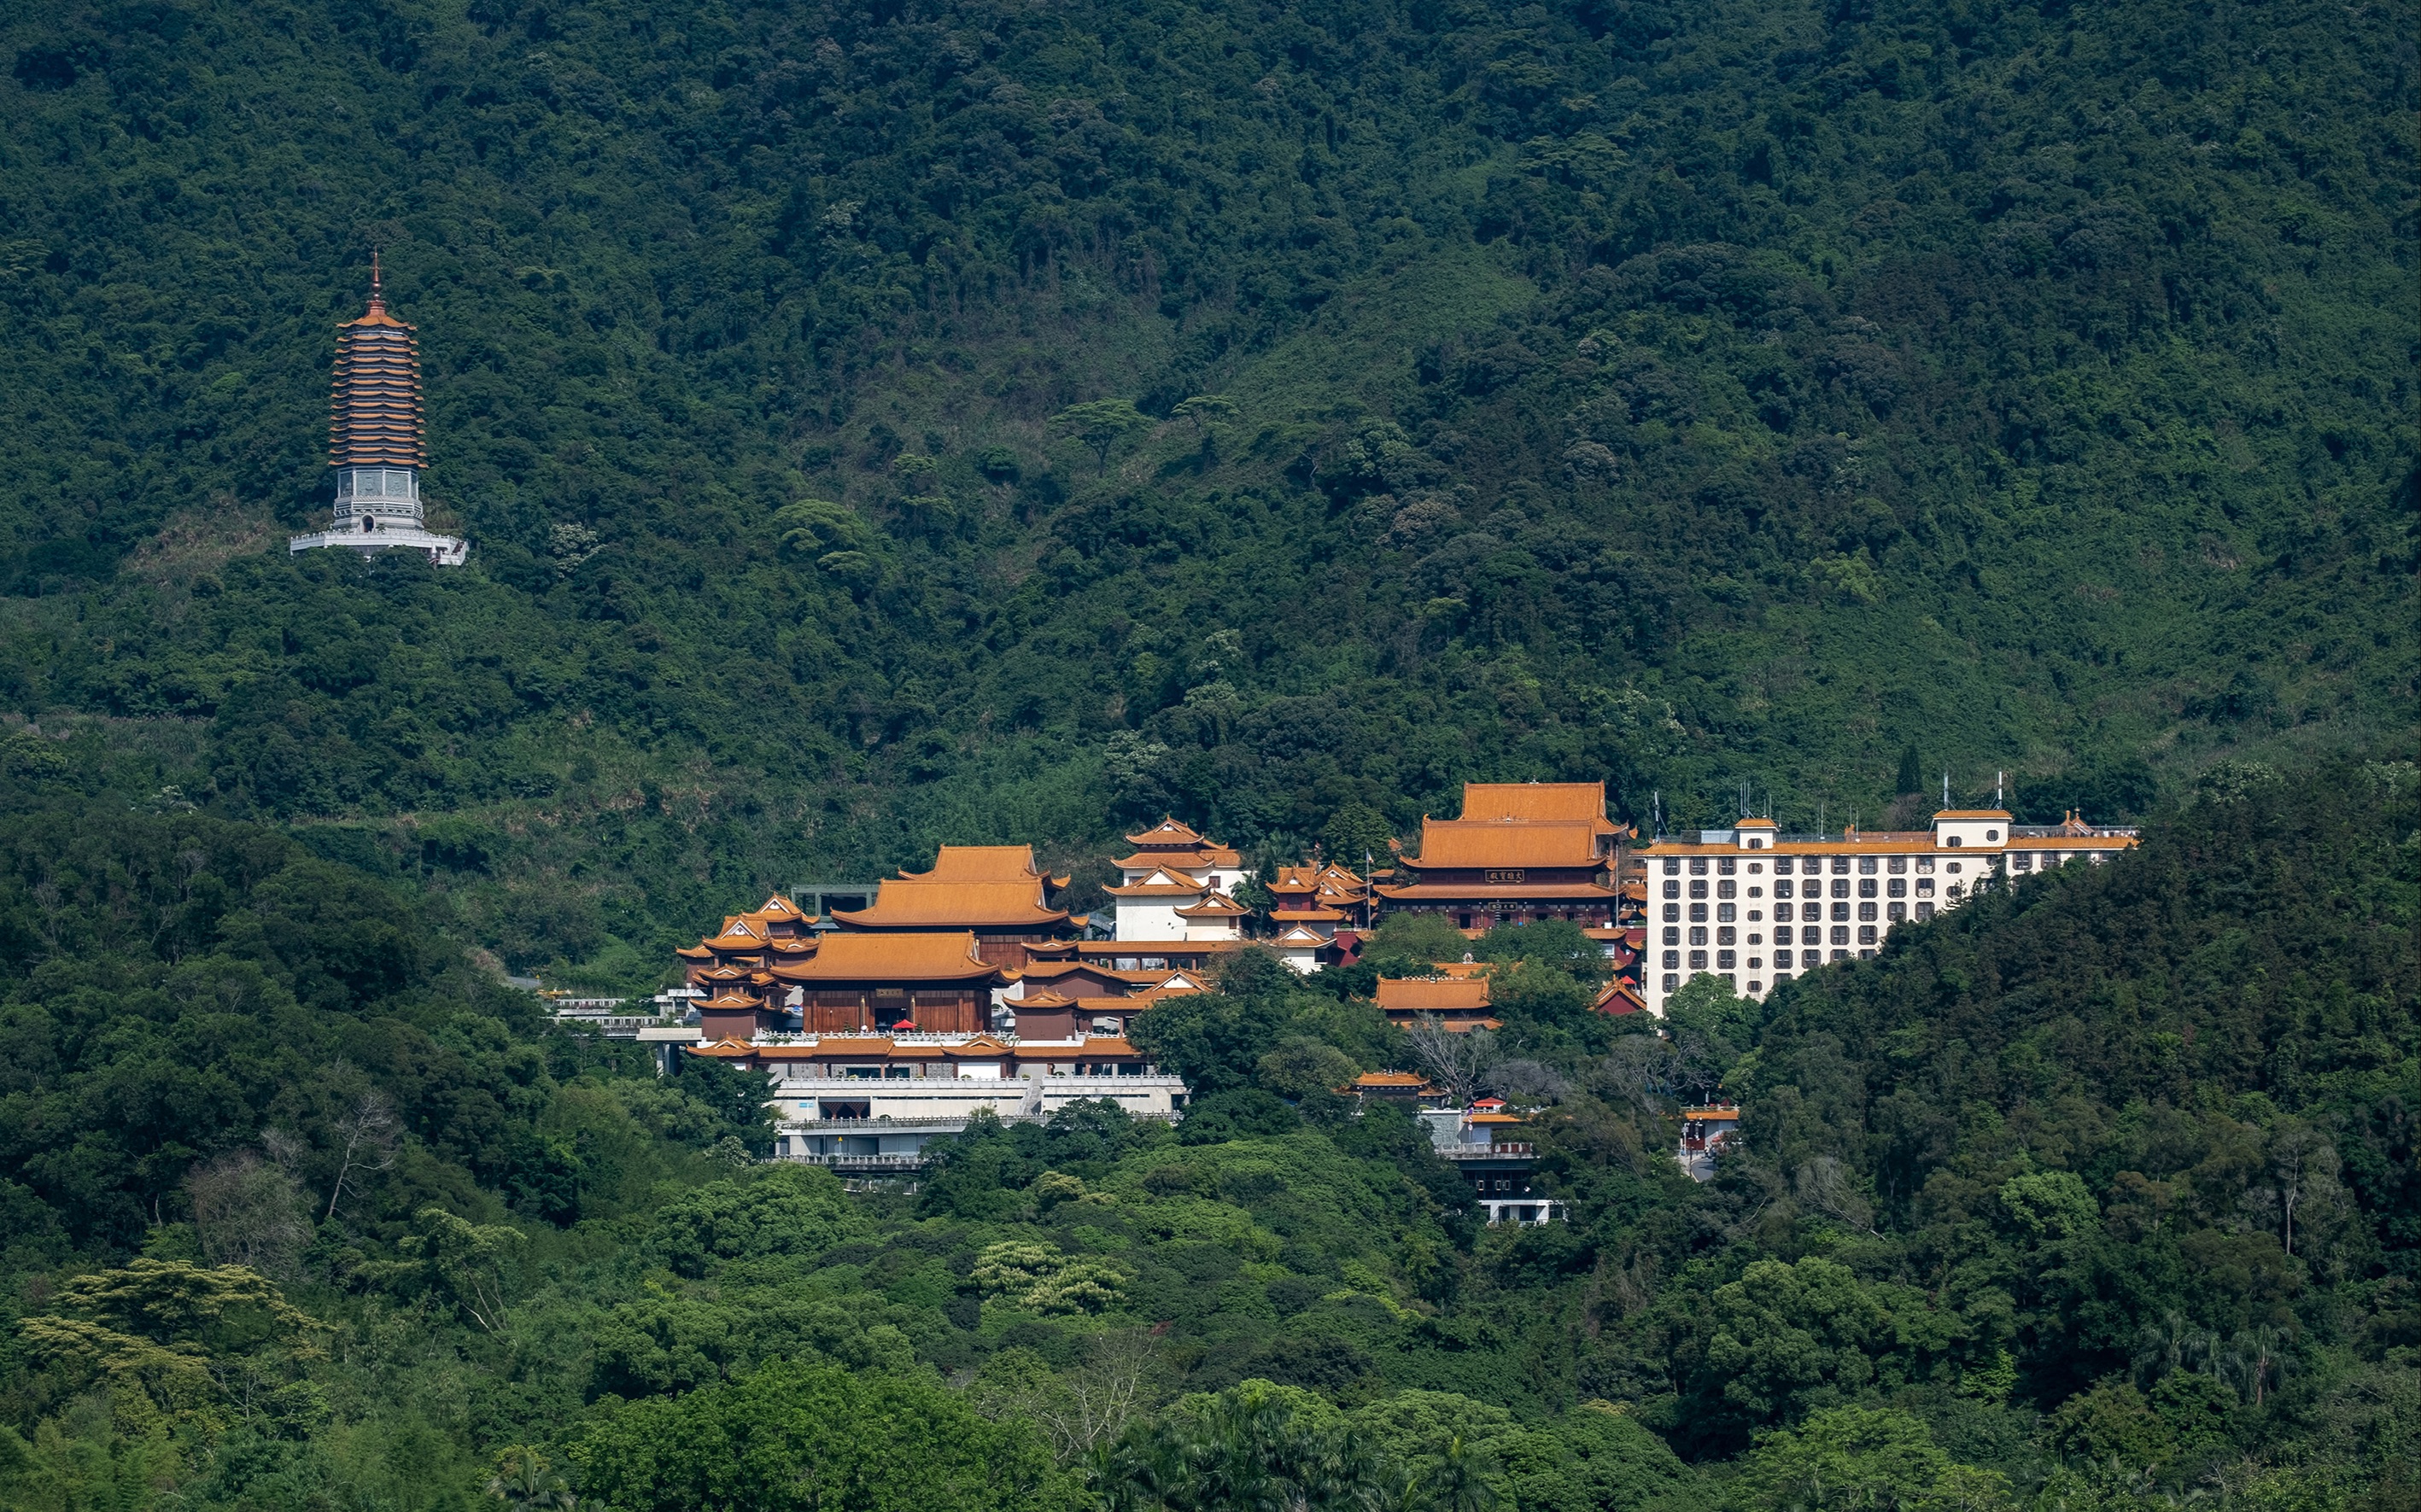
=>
[368,249,384,311]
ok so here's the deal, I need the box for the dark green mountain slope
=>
[0,744,2412,1508]
[0,0,2409,971]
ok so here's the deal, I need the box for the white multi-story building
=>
[1635,809,2137,1014]
[1102,818,1252,942]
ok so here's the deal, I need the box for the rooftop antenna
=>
[1652,791,1664,839]
[1997,770,2005,807]
[1817,801,1825,837]
[1942,769,1950,809]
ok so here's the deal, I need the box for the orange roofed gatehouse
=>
[1374,782,1629,933]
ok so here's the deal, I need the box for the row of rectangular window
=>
[1664,900,1941,926]
[1666,873,1966,902]
[1658,949,1878,991]
[1661,909,1932,950]
[1659,853,2083,878]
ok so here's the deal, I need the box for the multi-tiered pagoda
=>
[289,257,469,566]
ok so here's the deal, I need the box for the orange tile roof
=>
[1271,906,1347,923]
[329,269,429,470]
[1456,781,1615,831]
[1934,809,2013,820]
[897,845,1052,884]
[767,932,1013,983]
[1019,960,1148,990]
[1113,848,1243,871]
[1126,817,1208,846]
[1105,884,1216,900]
[1351,1071,1432,1089]
[1175,894,1249,916]
[830,879,1070,929]
[1376,978,1492,1011]
[1272,924,1331,945]
[1401,820,1607,869]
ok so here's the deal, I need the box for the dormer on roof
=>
[1932,809,2012,850]
[1734,817,1779,850]
[1126,816,1208,848]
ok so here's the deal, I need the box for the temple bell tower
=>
[289,256,469,566]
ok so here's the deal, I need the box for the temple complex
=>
[827,845,1080,966]
[1374,782,1629,932]
[289,258,469,566]
[1634,808,2137,1013]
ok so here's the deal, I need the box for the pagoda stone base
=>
[290,524,468,567]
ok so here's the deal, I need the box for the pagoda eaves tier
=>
[329,286,427,470]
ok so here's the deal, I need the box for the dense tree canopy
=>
[0,0,2411,1503]
[0,757,2411,1509]
[0,0,2406,979]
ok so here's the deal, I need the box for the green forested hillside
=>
[0,0,2417,1505]
[0,0,2411,972]
[1,744,2413,1508]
